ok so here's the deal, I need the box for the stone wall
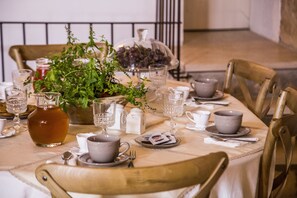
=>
[280,0,297,51]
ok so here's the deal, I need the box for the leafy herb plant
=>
[34,27,148,110]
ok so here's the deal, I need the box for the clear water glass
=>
[12,69,33,92]
[5,86,27,130]
[93,98,116,135]
[163,90,184,134]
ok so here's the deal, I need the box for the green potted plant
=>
[34,27,148,124]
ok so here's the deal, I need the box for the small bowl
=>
[214,110,243,134]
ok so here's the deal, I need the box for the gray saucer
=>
[191,90,224,101]
[77,153,129,167]
[205,126,251,138]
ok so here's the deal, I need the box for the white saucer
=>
[205,126,251,137]
[0,128,16,139]
[185,123,207,131]
[77,153,129,167]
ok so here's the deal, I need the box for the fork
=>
[128,150,136,168]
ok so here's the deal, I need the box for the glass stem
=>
[169,116,176,134]
[13,113,21,129]
[102,127,107,135]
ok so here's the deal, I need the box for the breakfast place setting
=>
[0,27,272,198]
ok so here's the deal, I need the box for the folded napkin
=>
[0,128,16,138]
[204,137,248,148]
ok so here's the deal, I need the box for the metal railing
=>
[0,0,181,81]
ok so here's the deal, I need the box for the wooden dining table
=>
[0,80,268,198]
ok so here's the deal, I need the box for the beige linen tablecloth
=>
[0,80,268,198]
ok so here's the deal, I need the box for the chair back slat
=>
[223,59,278,120]
[9,43,107,70]
[36,152,228,198]
[236,75,254,108]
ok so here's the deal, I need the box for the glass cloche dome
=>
[114,29,179,71]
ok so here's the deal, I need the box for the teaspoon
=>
[62,151,73,165]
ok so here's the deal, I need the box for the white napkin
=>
[204,137,248,148]
[0,128,16,138]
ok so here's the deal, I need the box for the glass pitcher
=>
[28,92,69,147]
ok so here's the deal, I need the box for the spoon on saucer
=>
[62,151,73,165]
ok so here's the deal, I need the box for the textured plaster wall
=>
[250,0,281,43]
[280,0,297,51]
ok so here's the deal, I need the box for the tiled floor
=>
[180,30,297,197]
[181,30,297,73]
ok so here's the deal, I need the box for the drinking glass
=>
[5,86,27,130]
[12,69,33,92]
[163,90,184,134]
[93,98,116,135]
[148,64,167,89]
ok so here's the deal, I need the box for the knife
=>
[210,135,259,143]
[195,100,230,106]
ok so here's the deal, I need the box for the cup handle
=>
[119,142,130,156]
[190,81,195,89]
[185,111,195,123]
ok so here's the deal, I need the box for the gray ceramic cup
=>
[214,110,243,134]
[190,78,218,98]
[87,134,130,163]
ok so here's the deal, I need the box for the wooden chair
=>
[35,151,228,198]
[258,86,297,198]
[223,59,278,120]
[9,43,107,70]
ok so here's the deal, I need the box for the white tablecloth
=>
[0,81,268,198]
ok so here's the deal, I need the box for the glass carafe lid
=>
[114,29,179,71]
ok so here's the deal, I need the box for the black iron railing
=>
[0,0,181,81]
